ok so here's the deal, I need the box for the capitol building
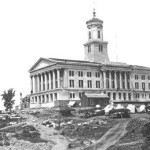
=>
[29,10,150,108]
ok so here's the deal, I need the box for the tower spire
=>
[93,8,96,18]
[93,0,96,18]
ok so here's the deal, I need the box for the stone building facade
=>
[29,10,150,108]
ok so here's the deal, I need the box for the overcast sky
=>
[0,0,150,109]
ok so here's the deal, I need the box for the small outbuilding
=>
[81,93,110,108]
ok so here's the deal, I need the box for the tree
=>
[1,89,15,111]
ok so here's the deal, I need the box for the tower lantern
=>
[84,9,109,63]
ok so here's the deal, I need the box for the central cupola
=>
[84,9,109,63]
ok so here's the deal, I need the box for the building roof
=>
[29,57,150,72]
[85,93,109,98]
[86,18,103,24]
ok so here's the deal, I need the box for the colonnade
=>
[101,70,131,90]
[31,69,62,93]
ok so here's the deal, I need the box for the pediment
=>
[30,58,56,72]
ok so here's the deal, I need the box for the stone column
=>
[57,69,60,88]
[33,76,35,93]
[100,71,103,89]
[126,93,129,100]
[121,93,124,101]
[103,71,106,89]
[125,72,127,89]
[45,72,47,91]
[64,69,68,88]
[119,72,122,89]
[110,92,113,101]
[131,92,134,100]
[31,76,33,93]
[37,75,39,92]
[109,71,112,89]
[41,74,43,91]
[114,71,117,89]
[116,92,119,101]
[53,70,55,89]
[129,72,132,89]
[49,71,51,90]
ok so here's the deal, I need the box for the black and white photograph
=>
[0,0,150,149]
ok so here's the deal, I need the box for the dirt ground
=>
[0,110,149,150]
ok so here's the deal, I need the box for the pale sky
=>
[0,0,150,109]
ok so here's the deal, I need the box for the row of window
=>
[135,82,150,90]
[69,80,130,89]
[135,74,150,80]
[88,44,103,53]
[69,71,100,78]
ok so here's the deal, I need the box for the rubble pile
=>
[60,119,117,149]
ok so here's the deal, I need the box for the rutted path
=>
[85,120,129,150]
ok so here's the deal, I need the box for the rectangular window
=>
[54,93,57,101]
[78,71,83,77]
[148,76,150,80]
[149,83,150,89]
[141,75,145,80]
[69,71,74,76]
[98,30,100,38]
[89,31,91,39]
[95,72,100,78]
[101,45,103,52]
[142,82,145,90]
[70,93,75,98]
[123,93,126,100]
[87,72,92,77]
[79,80,83,88]
[88,45,91,53]
[135,93,139,99]
[128,93,131,100]
[119,93,121,99]
[135,75,138,80]
[96,81,100,88]
[135,82,139,89]
[69,80,74,87]
[113,93,116,100]
[87,80,92,88]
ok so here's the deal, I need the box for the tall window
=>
[141,75,145,80]
[89,31,91,39]
[88,45,91,53]
[70,93,75,98]
[98,30,100,38]
[87,72,92,77]
[95,72,100,78]
[79,80,83,88]
[96,81,100,88]
[69,71,74,76]
[54,93,57,100]
[135,82,139,89]
[69,80,74,87]
[148,83,150,89]
[135,75,138,80]
[142,82,145,90]
[99,44,103,52]
[148,76,150,80]
[78,71,83,77]
[87,80,92,88]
